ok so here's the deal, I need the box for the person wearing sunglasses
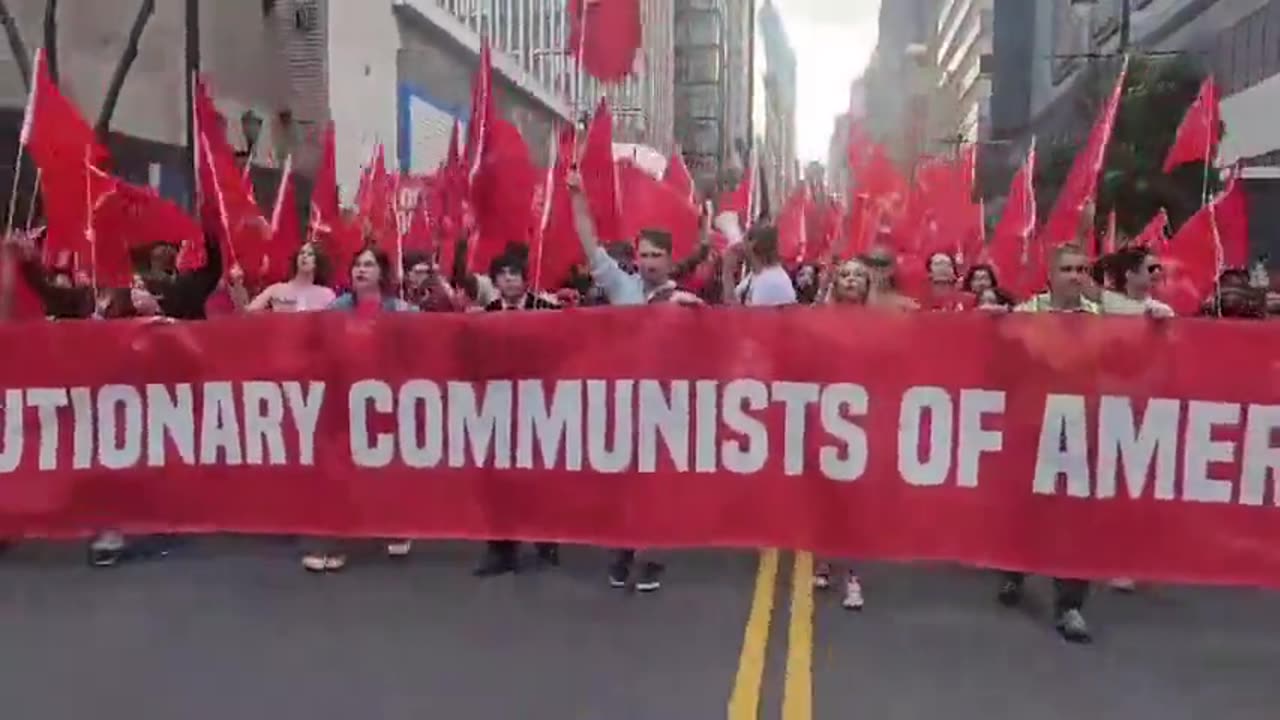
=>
[1000,243,1097,643]
[1100,246,1174,319]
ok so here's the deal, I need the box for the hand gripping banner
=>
[1,308,1279,588]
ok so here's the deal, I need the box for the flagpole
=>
[5,148,25,236]
[574,0,589,122]
[84,146,98,300]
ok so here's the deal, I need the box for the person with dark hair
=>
[140,234,223,320]
[722,225,797,306]
[403,250,465,312]
[485,250,560,312]
[301,246,417,574]
[963,264,998,296]
[861,245,920,310]
[792,263,820,304]
[566,170,701,594]
[474,250,561,577]
[1214,269,1265,318]
[1001,243,1097,644]
[1100,246,1173,318]
[241,242,335,313]
[923,251,971,311]
[567,170,702,309]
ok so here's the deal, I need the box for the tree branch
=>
[95,0,155,137]
[42,0,56,84]
[0,0,31,90]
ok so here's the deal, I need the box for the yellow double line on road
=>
[727,550,815,720]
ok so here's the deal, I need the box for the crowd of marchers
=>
[2,167,1279,648]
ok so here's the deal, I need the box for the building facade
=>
[0,0,679,208]
[756,0,796,213]
[932,0,994,145]
[673,0,754,196]
[863,0,943,168]
[990,0,1280,262]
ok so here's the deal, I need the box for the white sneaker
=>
[842,574,865,611]
[386,540,413,558]
[302,554,328,572]
[813,562,832,590]
[1109,578,1137,593]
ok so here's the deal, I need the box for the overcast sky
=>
[772,0,881,164]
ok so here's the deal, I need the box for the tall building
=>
[827,75,868,197]
[0,0,677,206]
[756,0,796,214]
[990,0,1280,263]
[932,0,994,145]
[863,0,942,167]
[673,0,754,196]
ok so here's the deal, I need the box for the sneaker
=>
[635,562,664,593]
[302,553,329,573]
[608,560,631,589]
[813,562,832,590]
[1109,577,1137,593]
[842,574,865,611]
[89,547,122,568]
[997,579,1023,607]
[324,554,347,572]
[534,544,560,569]
[473,551,518,578]
[386,540,413,558]
[1055,609,1093,644]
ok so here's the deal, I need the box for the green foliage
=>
[1034,55,1221,242]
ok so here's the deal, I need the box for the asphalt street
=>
[2,539,1279,719]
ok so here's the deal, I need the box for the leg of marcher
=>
[475,540,520,577]
[997,571,1025,607]
[1053,578,1092,644]
[609,549,636,588]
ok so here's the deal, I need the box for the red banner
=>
[2,310,1279,588]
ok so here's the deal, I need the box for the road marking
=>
[782,551,814,720]
[727,549,779,720]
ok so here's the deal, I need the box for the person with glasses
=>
[1100,246,1174,319]
[1000,243,1097,643]
[861,244,921,311]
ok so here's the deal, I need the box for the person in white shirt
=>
[721,224,798,307]
[1100,246,1175,318]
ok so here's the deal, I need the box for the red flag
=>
[0,239,45,320]
[533,126,581,291]
[569,0,642,83]
[617,160,701,261]
[580,99,624,242]
[776,185,810,265]
[987,140,1041,301]
[469,116,537,274]
[1040,57,1128,248]
[22,49,109,262]
[663,148,695,203]
[464,39,494,179]
[396,174,434,256]
[1154,200,1220,315]
[87,166,200,257]
[200,132,270,285]
[1214,173,1249,269]
[84,163,138,289]
[309,121,339,239]
[268,155,302,284]
[1163,77,1221,174]
[1134,209,1170,253]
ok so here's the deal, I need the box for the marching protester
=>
[239,242,336,313]
[721,224,798,307]
[923,251,971,311]
[566,168,702,593]
[962,263,999,298]
[999,242,1099,643]
[474,249,562,577]
[1100,246,1174,318]
[862,245,921,311]
[403,251,466,312]
[301,246,417,573]
[824,258,872,306]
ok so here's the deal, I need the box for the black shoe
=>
[473,552,518,578]
[608,560,631,589]
[0,542,10,558]
[635,562,664,593]
[535,544,560,569]
[89,547,122,568]
[997,579,1023,607]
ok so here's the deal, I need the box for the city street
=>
[2,539,1279,719]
